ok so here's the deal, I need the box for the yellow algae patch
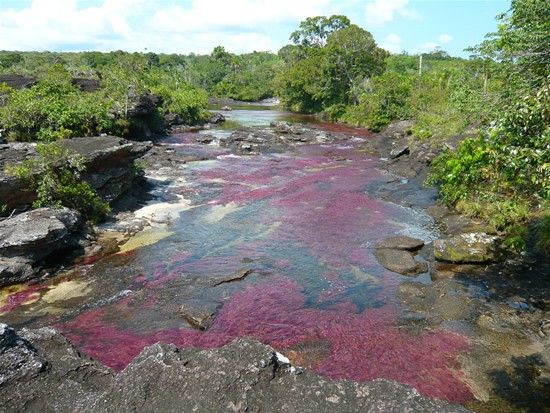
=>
[134,199,195,224]
[118,227,175,254]
[203,202,240,223]
[0,284,27,308]
[42,280,92,304]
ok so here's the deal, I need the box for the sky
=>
[0,0,510,57]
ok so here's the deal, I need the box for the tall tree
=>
[324,25,388,104]
[289,15,350,47]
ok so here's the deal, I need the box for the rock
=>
[426,204,452,221]
[71,78,101,92]
[163,112,183,127]
[0,257,38,285]
[212,268,253,286]
[220,105,232,111]
[208,112,225,124]
[440,214,486,235]
[126,93,163,118]
[0,207,80,261]
[0,74,36,89]
[179,303,218,330]
[375,248,428,275]
[434,233,500,263]
[0,136,151,210]
[195,135,214,144]
[390,145,410,159]
[0,323,47,386]
[270,121,307,135]
[0,207,82,286]
[376,236,424,251]
[384,120,414,138]
[0,325,468,413]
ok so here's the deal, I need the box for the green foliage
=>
[274,49,327,113]
[0,52,23,69]
[535,212,550,252]
[340,71,413,131]
[502,224,528,253]
[0,66,114,141]
[277,17,387,113]
[323,25,388,105]
[213,52,283,101]
[469,0,550,92]
[6,142,110,222]
[428,83,549,238]
[290,15,350,47]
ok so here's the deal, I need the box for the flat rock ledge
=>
[0,323,468,413]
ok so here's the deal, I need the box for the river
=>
[0,105,545,411]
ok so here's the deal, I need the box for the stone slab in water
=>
[376,236,424,251]
[375,248,428,275]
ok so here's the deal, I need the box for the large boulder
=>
[0,325,468,413]
[434,233,500,263]
[0,208,81,286]
[125,93,163,118]
[0,207,80,261]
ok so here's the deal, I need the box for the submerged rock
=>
[375,248,428,275]
[434,233,500,264]
[376,236,424,251]
[0,324,468,413]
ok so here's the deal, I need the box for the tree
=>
[324,25,388,104]
[469,0,550,90]
[289,15,350,47]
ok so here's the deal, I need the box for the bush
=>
[428,82,549,247]
[0,66,114,142]
[6,142,110,222]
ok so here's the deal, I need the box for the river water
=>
[1,106,535,409]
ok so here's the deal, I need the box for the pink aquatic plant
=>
[58,276,471,403]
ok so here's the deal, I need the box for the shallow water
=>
[2,109,477,404]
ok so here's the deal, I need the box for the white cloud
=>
[381,33,402,53]
[438,33,453,44]
[364,0,420,27]
[0,0,331,54]
[152,0,330,34]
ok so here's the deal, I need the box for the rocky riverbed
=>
[0,109,548,412]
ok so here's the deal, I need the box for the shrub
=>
[6,142,110,222]
[0,66,114,142]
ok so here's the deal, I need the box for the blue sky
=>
[0,0,510,57]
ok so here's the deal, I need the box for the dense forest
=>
[0,0,548,251]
